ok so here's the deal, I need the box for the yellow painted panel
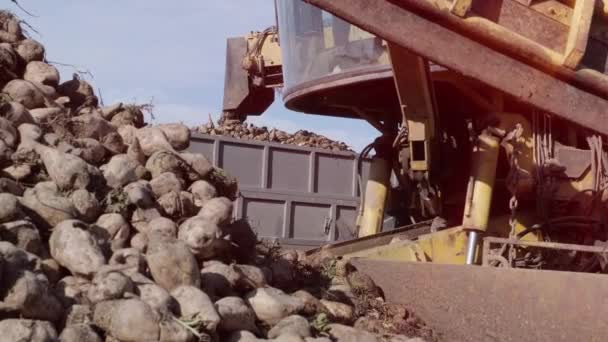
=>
[418,227,468,264]
[345,240,427,262]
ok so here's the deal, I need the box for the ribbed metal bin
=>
[188,133,370,248]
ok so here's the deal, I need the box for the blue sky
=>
[12,0,377,151]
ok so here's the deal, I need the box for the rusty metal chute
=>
[303,0,608,136]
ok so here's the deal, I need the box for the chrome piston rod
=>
[462,131,500,265]
[465,231,479,265]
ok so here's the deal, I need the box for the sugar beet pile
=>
[0,11,434,342]
[196,119,353,152]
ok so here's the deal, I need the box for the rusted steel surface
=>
[391,0,608,75]
[470,0,568,53]
[304,0,608,136]
[401,0,608,100]
[432,0,608,99]
[351,259,608,342]
[390,0,563,72]
[527,1,572,25]
[561,0,595,68]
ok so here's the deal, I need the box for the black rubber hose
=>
[356,142,375,197]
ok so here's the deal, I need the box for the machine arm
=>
[221,27,283,122]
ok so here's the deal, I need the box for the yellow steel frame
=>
[358,156,392,237]
[345,212,541,264]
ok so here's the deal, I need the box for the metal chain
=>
[504,124,523,265]
[508,196,519,237]
[392,124,409,149]
[505,128,522,233]
[508,194,519,264]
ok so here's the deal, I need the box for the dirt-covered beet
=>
[0,10,437,342]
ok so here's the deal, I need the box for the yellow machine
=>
[223,1,608,340]
[221,28,282,122]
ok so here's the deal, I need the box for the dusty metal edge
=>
[351,259,608,342]
[239,188,361,204]
[305,220,433,256]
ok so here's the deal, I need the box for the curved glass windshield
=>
[276,0,390,90]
